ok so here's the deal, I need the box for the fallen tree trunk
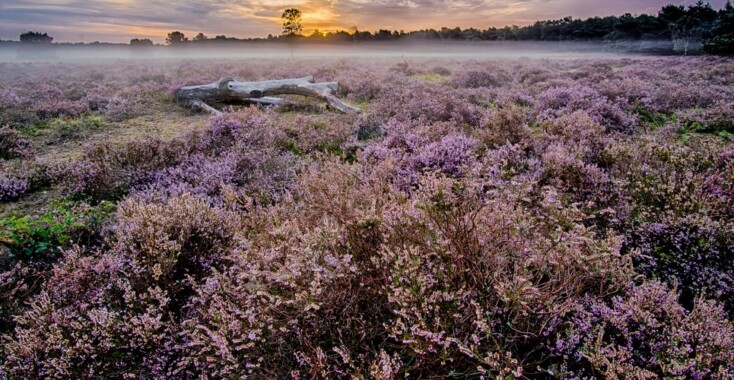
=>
[176,76,360,115]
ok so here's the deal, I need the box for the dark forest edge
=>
[2,1,734,56]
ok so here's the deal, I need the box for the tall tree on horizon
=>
[282,8,303,37]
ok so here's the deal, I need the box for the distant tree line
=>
[154,1,733,55]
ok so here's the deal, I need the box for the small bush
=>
[475,104,531,148]
[0,201,115,263]
[103,96,144,122]
[0,175,29,202]
[63,137,188,201]
[679,101,734,135]
[453,69,505,88]
[553,282,734,378]
[2,195,241,379]
[627,219,734,314]
[431,66,452,76]
[0,108,40,129]
[33,99,89,119]
[0,126,35,160]
[48,115,105,143]
[536,85,635,132]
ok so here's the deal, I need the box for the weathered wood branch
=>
[176,76,360,115]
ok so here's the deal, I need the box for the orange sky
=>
[0,0,727,43]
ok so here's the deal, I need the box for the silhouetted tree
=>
[282,8,303,37]
[166,31,188,45]
[19,31,53,44]
[193,33,208,41]
[705,0,734,54]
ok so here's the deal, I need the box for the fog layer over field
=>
[0,40,675,62]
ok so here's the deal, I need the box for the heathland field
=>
[1,56,734,378]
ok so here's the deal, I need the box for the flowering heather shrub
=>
[175,216,361,377]
[0,89,21,108]
[0,175,29,202]
[103,95,144,122]
[0,263,40,336]
[603,141,734,312]
[149,163,635,378]
[365,83,480,127]
[0,126,35,160]
[596,77,656,109]
[3,195,242,378]
[553,282,734,379]
[401,134,479,184]
[278,113,355,156]
[140,153,239,202]
[33,99,89,119]
[139,147,296,205]
[515,65,556,85]
[536,85,635,131]
[452,69,508,88]
[571,62,614,82]
[341,70,387,102]
[83,89,110,111]
[0,89,36,127]
[612,141,715,222]
[535,111,610,163]
[478,142,543,184]
[196,109,277,153]
[707,148,734,219]
[628,219,734,314]
[361,120,480,189]
[131,109,298,205]
[474,104,532,148]
[540,143,629,230]
[679,100,734,134]
[0,201,116,334]
[376,175,632,376]
[113,195,240,287]
[66,137,189,198]
[3,158,61,196]
[652,79,731,112]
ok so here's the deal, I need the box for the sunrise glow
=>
[1,0,729,43]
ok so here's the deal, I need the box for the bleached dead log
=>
[189,99,222,116]
[176,76,360,115]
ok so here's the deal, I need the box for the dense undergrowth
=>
[1,56,734,378]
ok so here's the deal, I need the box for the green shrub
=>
[48,115,105,143]
[0,200,115,262]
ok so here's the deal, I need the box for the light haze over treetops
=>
[0,0,730,43]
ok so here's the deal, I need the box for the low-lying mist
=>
[0,40,675,62]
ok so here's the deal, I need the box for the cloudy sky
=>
[0,0,728,43]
